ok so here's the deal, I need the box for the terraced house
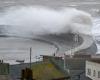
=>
[86,59,100,80]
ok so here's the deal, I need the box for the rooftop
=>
[32,61,66,80]
[87,58,100,64]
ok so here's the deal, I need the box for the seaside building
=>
[42,54,92,80]
[0,61,10,80]
[86,59,100,80]
[64,54,91,80]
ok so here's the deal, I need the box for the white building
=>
[86,59,100,80]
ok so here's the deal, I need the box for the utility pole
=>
[64,54,66,70]
[30,47,32,69]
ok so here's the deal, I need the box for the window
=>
[87,68,91,76]
[98,71,100,78]
[93,70,96,77]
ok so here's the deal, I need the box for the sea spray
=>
[0,6,92,37]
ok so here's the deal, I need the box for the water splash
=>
[0,6,92,37]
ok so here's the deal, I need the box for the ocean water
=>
[0,0,100,64]
[93,18,100,53]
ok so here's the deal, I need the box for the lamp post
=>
[30,47,32,69]
[64,54,66,70]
